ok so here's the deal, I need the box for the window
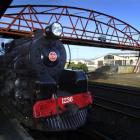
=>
[104,55,114,60]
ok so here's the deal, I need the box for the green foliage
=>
[67,62,88,72]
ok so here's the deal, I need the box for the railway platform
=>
[0,109,33,140]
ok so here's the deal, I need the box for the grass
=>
[89,73,140,88]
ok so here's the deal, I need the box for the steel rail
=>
[78,128,113,140]
[89,82,140,118]
[89,82,140,96]
[95,96,140,119]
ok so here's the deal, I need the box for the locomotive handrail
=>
[0,5,140,50]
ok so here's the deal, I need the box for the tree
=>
[67,62,88,72]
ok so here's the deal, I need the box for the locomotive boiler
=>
[0,22,93,131]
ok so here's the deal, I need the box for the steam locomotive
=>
[0,22,93,131]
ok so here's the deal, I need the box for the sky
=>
[1,0,140,59]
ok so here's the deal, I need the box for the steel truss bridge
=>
[0,5,140,51]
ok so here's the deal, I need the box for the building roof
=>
[71,52,139,62]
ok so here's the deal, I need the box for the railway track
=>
[95,96,140,119]
[0,109,34,140]
[89,82,140,95]
[78,127,113,140]
[89,82,140,139]
[28,126,113,140]
[89,82,140,107]
[89,82,140,119]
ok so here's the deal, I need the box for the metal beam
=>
[0,5,140,50]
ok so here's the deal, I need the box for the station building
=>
[71,52,139,72]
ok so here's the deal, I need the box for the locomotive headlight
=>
[51,22,62,36]
[45,22,63,37]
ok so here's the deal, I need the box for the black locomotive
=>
[0,22,93,131]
